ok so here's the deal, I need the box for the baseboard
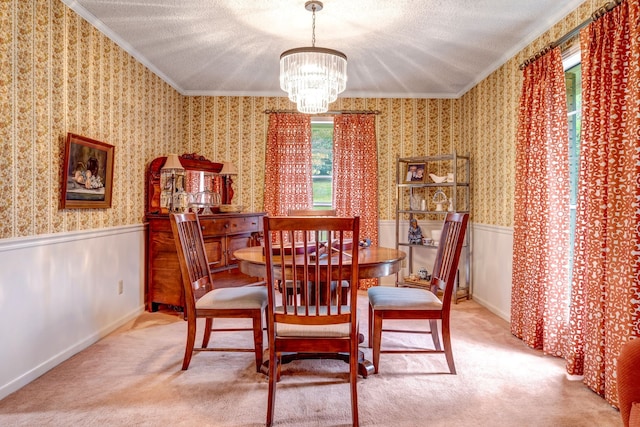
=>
[471,294,510,322]
[0,305,144,400]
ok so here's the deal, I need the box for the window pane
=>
[565,62,581,283]
[566,63,581,207]
[311,118,334,208]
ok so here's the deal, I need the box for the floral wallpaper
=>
[1,0,182,238]
[181,96,462,222]
[2,0,594,239]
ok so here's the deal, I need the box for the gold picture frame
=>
[404,162,425,183]
[60,133,115,209]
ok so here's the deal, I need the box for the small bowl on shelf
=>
[219,204,243,213]
[429,173,447,183]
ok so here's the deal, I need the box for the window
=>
[311,117,334,209]
[564,51,581,282]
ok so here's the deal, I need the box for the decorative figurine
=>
[359,237,372,248]
[432,189,448,212]
[408,218,424,244]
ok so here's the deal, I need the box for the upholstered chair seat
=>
[368,286,443,311]
[196,287,267,310]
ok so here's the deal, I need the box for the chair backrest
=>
[170,213,214,320]
[431,212,469,306]
[263,216,360,327]
[288,209,338,242]
[288,209,337,216]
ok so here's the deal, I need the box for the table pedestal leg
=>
[260,334,374,378]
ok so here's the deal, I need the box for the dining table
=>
[233,245,407,378]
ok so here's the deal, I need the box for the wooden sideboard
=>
[144,153,265,312]
[145,212,265,311]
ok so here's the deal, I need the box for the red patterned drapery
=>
[566,0,640,406]
[510,47,571,356]
[264,113,313,216]
[333,114,379,289]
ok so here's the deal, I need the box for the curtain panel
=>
[510,47,571,356]
[264,113,313,216]
[566,0,640,406]
[333,114,379,289]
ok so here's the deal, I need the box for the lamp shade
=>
[161,154,184,171]
[219,162,238,175]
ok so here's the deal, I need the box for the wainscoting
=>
[469,223,513,320]
[0,225,146,399]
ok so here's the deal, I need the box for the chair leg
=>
[201,317,213,348]
[350,333,359,426]
[372,311,383,374]
[252,312,263,372]
[182,316,197,370]
[368,303,373,348]
[429,319,441,350]
[441,317,456,374]
[266,350,278,427]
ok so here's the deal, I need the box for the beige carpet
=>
[0,292,621,426]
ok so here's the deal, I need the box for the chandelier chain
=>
[311,4,316,47]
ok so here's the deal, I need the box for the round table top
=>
[234,246,406,280]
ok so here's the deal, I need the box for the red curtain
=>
[333,114,379,289]
[566,0,640,406]
[264,113,313,216]
[510,47,571,356]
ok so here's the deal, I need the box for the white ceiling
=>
[62,0,585,98]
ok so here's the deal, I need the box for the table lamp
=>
[219,162,238,204]
[161,154,185,213]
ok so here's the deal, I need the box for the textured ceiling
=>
[62,0,585,98]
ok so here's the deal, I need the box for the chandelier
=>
[280,1,347,114]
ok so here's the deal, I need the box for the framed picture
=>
[404,162,426,183]
[61,133,114,209]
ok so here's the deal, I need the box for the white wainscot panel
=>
[470,223,513,321]
[0,225,146,399]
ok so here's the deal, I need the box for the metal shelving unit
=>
[395,151,471,302]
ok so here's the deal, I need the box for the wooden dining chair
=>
[263,215,360,427]
[367,212,469,374]
[170,212,268,371]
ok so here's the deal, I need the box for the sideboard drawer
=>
[200,215,261,236]
[227,215,261,234]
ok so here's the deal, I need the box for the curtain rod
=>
[518,0,623,70]
[263,109,381,115]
